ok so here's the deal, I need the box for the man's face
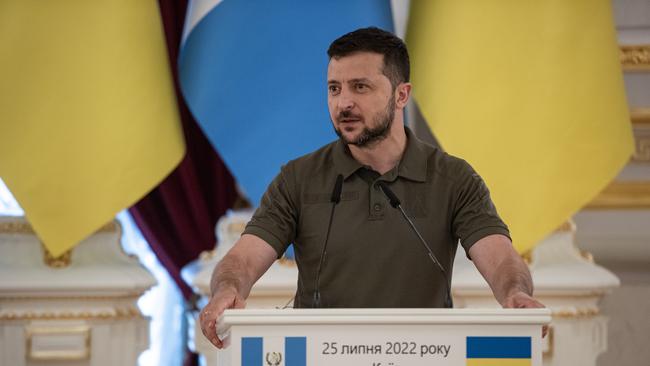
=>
[327,52,396,147]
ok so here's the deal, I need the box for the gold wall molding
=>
[552,307,600,319]
[1,293,143,301]
[0,306,142,321]
[278,257,297,267]
[42,241,72,268]
[632,110,650,162]
[228,221,247,234]
[631,108,650,125]
[579,249,594,263]
[634,136,650,162]
[0,218,124,268]
[0,219,119,235]
[554,221,574,233]
[198,248,217,261]
[543,326,555,357]
[26,325,91,361]
[620,45,650,71]
[587,181,650,209]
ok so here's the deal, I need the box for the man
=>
[200,27,544,348]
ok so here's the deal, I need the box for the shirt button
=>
[373,203,383,212]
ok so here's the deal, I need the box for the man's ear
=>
[395,82,412,109]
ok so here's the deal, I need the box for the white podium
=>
[216,308,550,366]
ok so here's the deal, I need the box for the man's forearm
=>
[210,253,254,299]
[469,235,536,306]
[208,234,279,300]
[491,254,533,305]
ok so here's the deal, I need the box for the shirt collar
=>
[396,126,428,182]
[332,126,429,182]
[333,138,364,180]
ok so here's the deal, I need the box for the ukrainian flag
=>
[466,336,531,366]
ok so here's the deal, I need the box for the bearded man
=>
[199,27,544,349]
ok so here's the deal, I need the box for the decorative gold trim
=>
[631,108,650,125]
[199,249,217,261]
[586,181,650,209]
[0,218,118,235]
[1,293,143,301]
[543,325,554,358]
[579,249,594,263]
[630,109,650,162]
[552,307,600,318]
[0,220,34,234]
[42,241,72,268]
[634,137,650,162]
[554,221,574,233]
[278,257,297,267]
[228,221,247,234]
[1,307,142,321]
[632,115,650,162]
[521,223,576,262]
[620,45,650,71]
[26,325,91,361]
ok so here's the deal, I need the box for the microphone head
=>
[331,174,344,204]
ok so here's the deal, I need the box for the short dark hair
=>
[327,27,410,88]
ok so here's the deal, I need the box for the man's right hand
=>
[198,234,278,348]
[199,287,246,348]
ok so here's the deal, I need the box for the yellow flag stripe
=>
[407,0,634,253]
[0,0,184,256]
[467,359,531,366]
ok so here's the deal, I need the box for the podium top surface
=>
[217,308,551,333]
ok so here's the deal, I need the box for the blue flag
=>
[179,0,393,204]
[242,336,306,366]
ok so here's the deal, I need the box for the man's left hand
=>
[503,291,549,337]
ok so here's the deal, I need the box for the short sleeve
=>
[451,160,511,257]
[242,164,300,258]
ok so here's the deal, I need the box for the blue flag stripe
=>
[179,0,394,205]
[467,336,531,359]
[285,337,307,366]
[242,337,263,366]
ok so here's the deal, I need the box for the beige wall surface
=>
[595,265,650,366]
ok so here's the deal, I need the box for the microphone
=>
[312,174,344,308]
[376,181,453,308]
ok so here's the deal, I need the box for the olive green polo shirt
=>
[243,127,510,308]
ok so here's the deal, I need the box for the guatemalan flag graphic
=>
[242,336,306,366]
[179,0,394,205]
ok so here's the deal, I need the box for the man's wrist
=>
[505,288,531,298]
[211,281,240,298]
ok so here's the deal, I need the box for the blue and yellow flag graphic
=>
[466,336,531,366]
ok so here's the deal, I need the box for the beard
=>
[334,94,396,148]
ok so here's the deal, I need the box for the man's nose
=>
[337,89,355,111]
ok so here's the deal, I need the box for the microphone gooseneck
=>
[312,174,344,308]
[376,181,454,308]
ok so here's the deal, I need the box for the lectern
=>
[216,308,550,366]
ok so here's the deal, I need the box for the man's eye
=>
[328,85,340,94]
[355,84,368,91]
